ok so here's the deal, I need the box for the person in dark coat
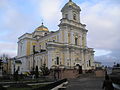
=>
[102,75,114,90]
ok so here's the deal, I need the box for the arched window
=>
[73,14,76,20]
[82,36,85,47]
[56,57,59,65]
[75,37,78,45]
[68,33,71,43]
[89,60,91,66]
[39,45,41,51]
[17,66,20,71]
[44,33,47,36]
[65,14,68,19]
[53,40,55,42]
[33,45,36,54]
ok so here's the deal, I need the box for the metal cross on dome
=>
[69,0,72,2]
[41,19,44,25]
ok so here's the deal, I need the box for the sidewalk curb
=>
[51,81,68,90]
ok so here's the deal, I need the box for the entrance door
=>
[76,64,82,74]
[79,65,82,74]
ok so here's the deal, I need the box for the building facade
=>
[17,0,95,73]
[94,61,102,69]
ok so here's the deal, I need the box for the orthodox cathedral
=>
[17,0,95,73]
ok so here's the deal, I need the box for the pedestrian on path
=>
[102,75,114,90]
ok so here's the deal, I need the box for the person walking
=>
[102,75,114,90]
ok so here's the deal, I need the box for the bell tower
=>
[61,0,81,23]
[58,0,87,45]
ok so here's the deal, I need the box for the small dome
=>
[35,23,49,32]
[61,0,81,11]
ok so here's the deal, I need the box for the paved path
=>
[66,76,104,90]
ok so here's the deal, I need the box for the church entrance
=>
[76,64,82,74]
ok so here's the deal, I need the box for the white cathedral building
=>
[17,0,95,73]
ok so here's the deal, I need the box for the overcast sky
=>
[0,0,120,66]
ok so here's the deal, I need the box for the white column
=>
[47,47,55,69]
[70,48,75,67]
[64,48,69,66]
[71,32,75,45]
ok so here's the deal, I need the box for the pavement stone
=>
[66,76,104,90]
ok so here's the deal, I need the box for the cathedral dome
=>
[35,23,49,32]
[61,0,81,11]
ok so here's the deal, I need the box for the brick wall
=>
[60,69,79,79]
[95,70,105,77]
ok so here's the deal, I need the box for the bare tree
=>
[0,54,10,62]
[0,54,10,74]
[40,64,50,76]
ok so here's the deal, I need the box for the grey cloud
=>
[0,42,17,57]
[0,0,37,56]
[80,0,120,65]
[80,0,120,50]
[95,50,120,66]
[0,0,63,56]
[0,0,120,61]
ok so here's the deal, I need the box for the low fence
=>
[95,70,105,77]
[32,78,68,90]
